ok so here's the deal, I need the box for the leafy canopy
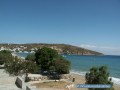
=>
[85,66,114,90]
[5,56,38,75]
[25,53,35,62]
[0,50,12,65]
[35,47,70,74]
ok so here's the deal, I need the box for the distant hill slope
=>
[0,43,103,55]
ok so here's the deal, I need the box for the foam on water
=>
[110,77,120,85]
[70,70,87,76]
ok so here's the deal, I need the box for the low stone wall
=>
[15,74,70,90]
[28,75,48,81]
[28,74,71,81]
[26,86,31,90]
[15,76,39,90]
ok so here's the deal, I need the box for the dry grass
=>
[31,74,120,90]
[32,81,68,89]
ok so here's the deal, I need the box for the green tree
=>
[35,47,58,71]
[23,61,38,74]
[54,56,70,74]
[5,56,23,75]
[85,66,114,90]
[0,50,12,65]
[25,54,35,62]
[5,56,38,75]
[35,47,71,74]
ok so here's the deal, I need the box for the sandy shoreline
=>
[32,73,120,90]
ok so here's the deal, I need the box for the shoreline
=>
[70,73,120,90]
[32,73,120,90]
[70,71,120,86]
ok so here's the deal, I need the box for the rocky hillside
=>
[0,43,103,55]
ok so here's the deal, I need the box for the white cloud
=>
[79,44,120,55]
[80,44,97,48]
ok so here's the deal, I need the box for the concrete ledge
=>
[26,86,31,90]
[15,77,23,88]
[26,85,39,90]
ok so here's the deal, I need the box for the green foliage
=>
[22,61,38,73]
[4,47,70,75]
[25,54,35,62]
[54,58,71,74]
[5,56,38,75]
[85,66,114,90]
[35,47,70,74]
[5,56,23,75]
[35,47,58,70]
[0,50,12,65]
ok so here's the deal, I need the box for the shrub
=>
[5,56,23,75]
[54,57,71,74]
[25,54,35,62]
[85,66,114,90]
[0,50,12,65]
[5,56,38,75]
[22,61,38,74]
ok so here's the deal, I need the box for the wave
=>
[70,70,87,76]
[110,77,120,86]
[70,70,120,85]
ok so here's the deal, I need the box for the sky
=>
[0,0,120,55]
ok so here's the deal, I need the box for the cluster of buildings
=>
[0,46,37,53]
[0,45,64,54]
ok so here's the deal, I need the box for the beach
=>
[31,73,120,90]
[0,68,119,90]
[71,73,120,90]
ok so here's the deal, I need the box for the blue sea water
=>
[16,53,120,85]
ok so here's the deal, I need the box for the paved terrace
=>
[0,69,21,90]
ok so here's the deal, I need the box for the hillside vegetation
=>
[0,43,103,55]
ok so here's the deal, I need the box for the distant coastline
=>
[0,43,103,55]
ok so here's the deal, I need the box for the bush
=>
[5,56,23,75]
[5,56,38,75]
[54,56,71,74]
[0,50,12,65]
[85,66,114,90]
[22,61,38,74]
[25,54,35,62]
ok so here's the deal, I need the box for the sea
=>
[16,53,120,85]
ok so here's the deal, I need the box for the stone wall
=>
[15,77,23,88]
[26,86,31,90]
[15,74,70,90]
[15,76,39,90]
